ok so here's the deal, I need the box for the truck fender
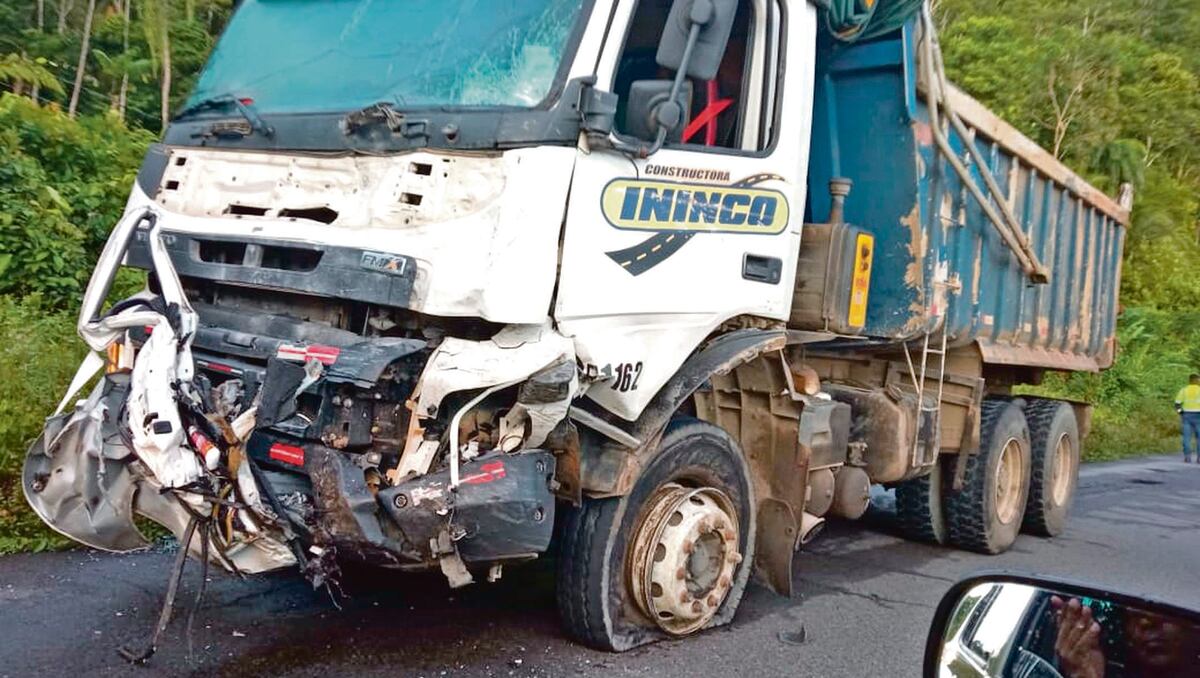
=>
[578,328,800,596]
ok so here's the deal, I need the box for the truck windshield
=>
[187,0,585,115]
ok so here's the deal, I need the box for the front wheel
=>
[555,418,755,651]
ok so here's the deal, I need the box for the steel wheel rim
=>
[995,438,1024,525]
[628,484,741,636]
[1051,433,1072,505]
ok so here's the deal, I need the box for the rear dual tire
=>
[899,398,1080,554]
[945,400,1032,554]
[1022,400,1080,537]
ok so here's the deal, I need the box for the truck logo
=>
[601,173,788,275]
[360,251,410,276]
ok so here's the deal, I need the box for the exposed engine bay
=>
[23,207,577,609]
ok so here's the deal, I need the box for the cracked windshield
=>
[188,0,583,113]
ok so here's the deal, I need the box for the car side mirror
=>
[624,80,693,143]
[925,572,1200,677]
[657,0,739,81]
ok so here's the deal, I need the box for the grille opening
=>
[399,192,424,206]
[278,206,339,224]
[410,162,433,176]
[261,245,321,272]
[198,240,247,265]
[165,180,180,191]
[225,204,269,217]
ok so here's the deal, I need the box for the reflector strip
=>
[848,233,874,329]
[461,461,506,485]
[276,344,341,365]
[268,443,305,467]
[196,358,241,376]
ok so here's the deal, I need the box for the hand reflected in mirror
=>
[1050,596,1104,678]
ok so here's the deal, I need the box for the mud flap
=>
[755,498,798,596]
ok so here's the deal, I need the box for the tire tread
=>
[895,462,945,544]
[1022,399,1077,537]
[944,400,1017,554]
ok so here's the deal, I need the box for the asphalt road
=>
[2,454,1198,678]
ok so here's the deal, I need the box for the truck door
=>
[556,0,817,421]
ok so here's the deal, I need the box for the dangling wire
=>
[118,516,199,664]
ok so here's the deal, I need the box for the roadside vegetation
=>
[1,0,1198,552]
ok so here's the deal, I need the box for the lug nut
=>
[683,541,695,555]
[393,494,409,508]
[679,591,691,604]
[728,552,743,565]
[707,594,719,607]
[691,601,703,614]
[675,567,687,581]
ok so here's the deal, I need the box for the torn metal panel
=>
[23,376,147,552]
[503,360,580,449]
[28,209,297,574]
[416,323,575,417]
[379,452,556,563]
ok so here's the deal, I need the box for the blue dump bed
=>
[804,21,1128,372]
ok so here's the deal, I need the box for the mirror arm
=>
[614,19,704,158]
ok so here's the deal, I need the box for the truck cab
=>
[24,0,1127,653]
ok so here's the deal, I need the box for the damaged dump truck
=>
[24,0,1129,654]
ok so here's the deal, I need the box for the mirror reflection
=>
[939,582,1200,677]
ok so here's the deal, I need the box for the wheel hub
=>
[628,484,741,636]
[995,437,1024,525]
[1051,433,1072,505]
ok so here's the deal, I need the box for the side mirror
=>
[613,0,736,157]
[925,572,1200,677]
[657,0,739,81]
[624,80,694,143]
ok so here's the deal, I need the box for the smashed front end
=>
[23,202,578,592]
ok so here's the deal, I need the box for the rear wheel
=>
[895,458,947,544]
[944,400,1032,554]
[1022,400,1079,537]
[555,418,755,651]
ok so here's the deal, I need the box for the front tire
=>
[555,418,755,651]
[944,400,1032,554]
[1022,400,1079,537]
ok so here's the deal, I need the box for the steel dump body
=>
[805,22,1128,371]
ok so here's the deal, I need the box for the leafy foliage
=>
[940,0,1200,459]
[0,93,153,300]
[0,297,82,554]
